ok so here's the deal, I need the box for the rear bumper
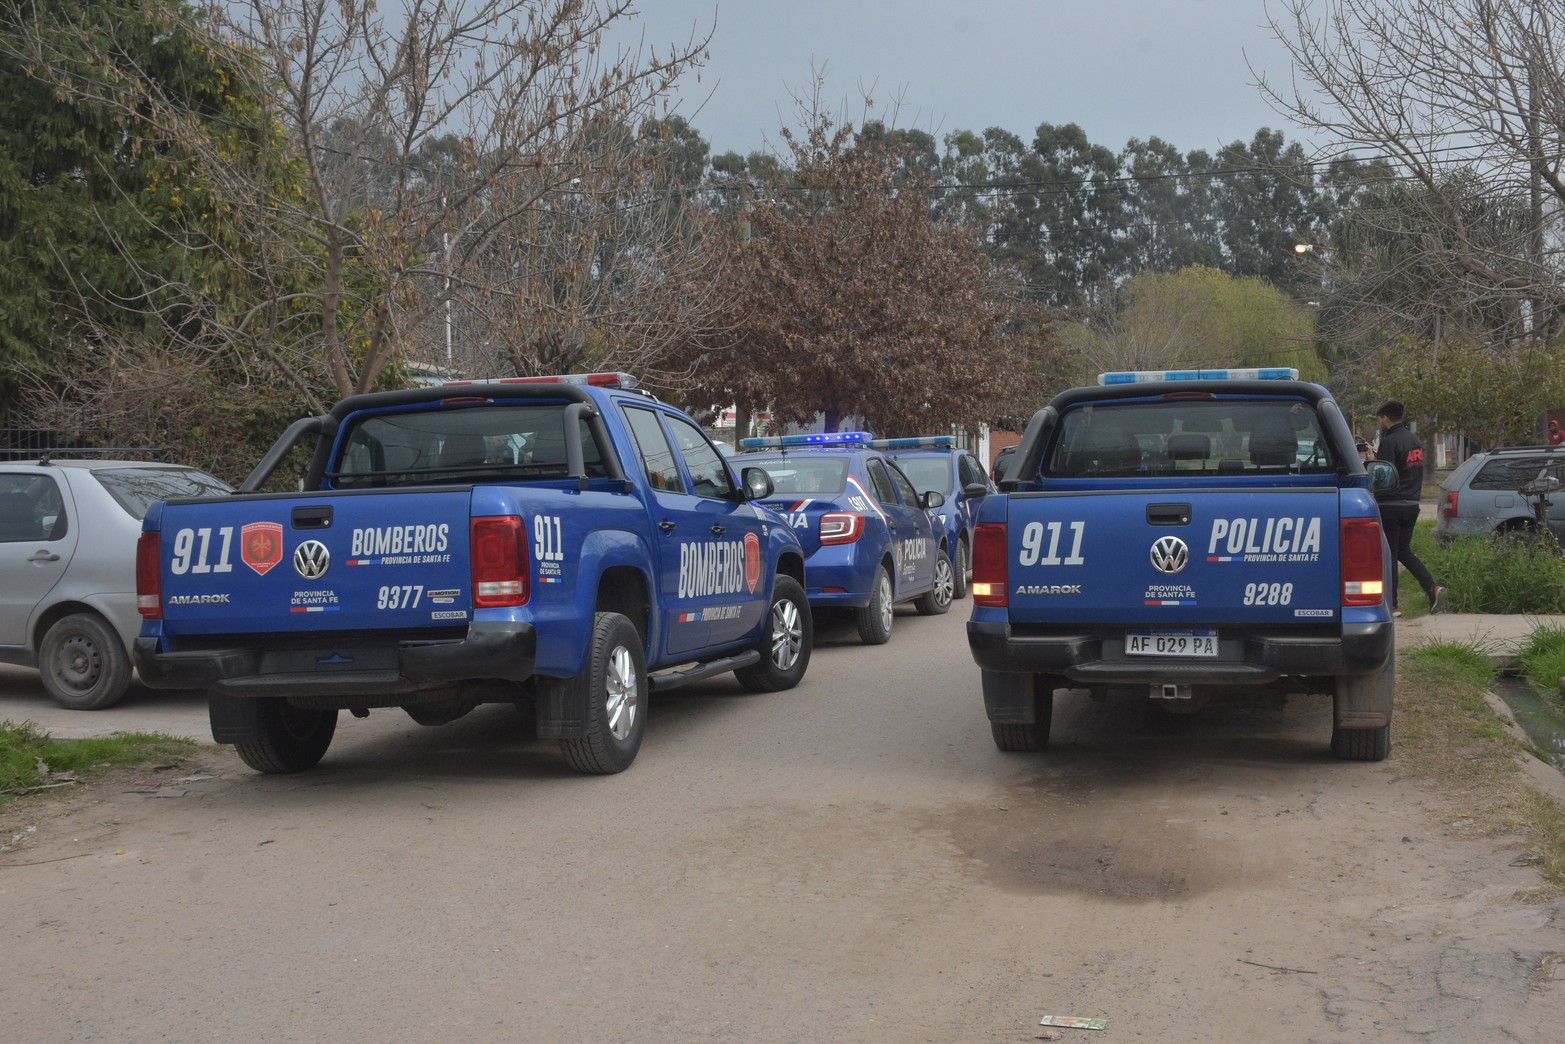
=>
[967,619,1394,687]
[132,621,536,698]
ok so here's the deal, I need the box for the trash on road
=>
[1039,1014,1106,1030]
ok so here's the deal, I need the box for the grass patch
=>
[1418,525,1565,614]
[1399,641,1565,891]
[0,720,197,801]
[1519,625,1565,707]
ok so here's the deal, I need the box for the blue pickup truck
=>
[967,368,1400,761]
[133,373,811,775]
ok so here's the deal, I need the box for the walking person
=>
[1373,400,1447,617]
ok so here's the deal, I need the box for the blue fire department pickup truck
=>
[132,373,811,775]
[967,368,1400,761]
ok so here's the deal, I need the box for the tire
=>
[38,612,132,710]
[735,575,813,692]
[1331,660,1394,762]
[552,612,647,774]
[1331,724,1391,761]
[951,535,970,600]
[234,700,338,774]
[855,567,895,645]
[991,678,1055,752]
[915,550,954,616]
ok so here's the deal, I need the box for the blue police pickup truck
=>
[133,373,811,775]
[967,368,1400,761]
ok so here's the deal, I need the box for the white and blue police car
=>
[734,432,952,644]
[869,435,994,601]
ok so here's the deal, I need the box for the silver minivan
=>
[1433,445,1565,543]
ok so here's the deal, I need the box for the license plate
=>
[1126,630,1218,657]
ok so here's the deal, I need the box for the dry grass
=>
[1398,641,1565,893]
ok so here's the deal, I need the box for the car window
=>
[959,454,987,488]
[91,467,232,519]
[0,474,66,541]
[740,456,847,495]
[664,413,736,500]
[1472,456,1559,491]
[1046,399,1332,477]
[620,407,687,494]
[864,458,897,503]
[887,462,921,506]
[896,457,950,496]
[337,403,606,485]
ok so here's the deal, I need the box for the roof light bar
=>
[740,431,874,450]
[442,372,638,390]
[866,435,955,450]
[1098,368,1299,385]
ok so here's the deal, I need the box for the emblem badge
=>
[293,539,331,580]
[1150,536,1189,575]
[241,522,283,576]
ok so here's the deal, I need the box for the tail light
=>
[1441,489,1459,518]
[136,531,163,619]
[471,516,529,607]
[972,523,1009,607]
[1340,517,1385,607]
[819,512,863,544]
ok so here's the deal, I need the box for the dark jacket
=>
[1374,422,1426,505]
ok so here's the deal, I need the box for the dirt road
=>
[2,607,1562,1042]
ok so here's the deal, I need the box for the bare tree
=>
[1261,0,1565,342]
[9,0,719,414]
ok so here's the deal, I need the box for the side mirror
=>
[920,490,946,509]
[961,482,989,497]
[1365,459,1398,494]
[741,466,774,501]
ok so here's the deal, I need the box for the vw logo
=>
[1149,536,1189,575]
[293,540,331,580]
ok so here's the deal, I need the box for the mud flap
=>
[209,692,262,745]
[1333,653,1395,729]
[982,669,1040,724]
[534,676,588,738]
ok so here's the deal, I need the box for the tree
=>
[0,0,244,410]
[1380,339,1565,450]
[1262,0,1565,336]
[1057,265,1323,383]
[685,105,1023,437]
[9,0,717,412]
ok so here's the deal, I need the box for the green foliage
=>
[1518,625,1565,705]
[0,720,195,797]
[1423,534,1565,614]
[1401,641,1498,693]
[1381,340,1565,450]
[1058,264,1323,380]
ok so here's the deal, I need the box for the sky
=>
[614,0,1307,161]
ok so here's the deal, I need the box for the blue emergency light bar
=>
[442,371,638,390]
[1098,368,1299,385]
[740,431,874,449]
[866,436,955,450]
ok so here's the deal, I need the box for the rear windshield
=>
[334,404,608,487]
[1046,398,1333,478]
[94,467,233,518]
[895,457,951,496]
[741,456,849,495]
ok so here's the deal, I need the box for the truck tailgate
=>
[156,490,473,635]
[1006,488,1341,626]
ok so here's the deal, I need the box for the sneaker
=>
[1392,608,1402,618]
[1429,585,1448,614]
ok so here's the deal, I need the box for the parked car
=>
[0,457,233,708]
[735,432,951,644]
[869,436,993,599]
[1433,444,1565,543]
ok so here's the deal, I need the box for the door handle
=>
[27,551,60,563]
[659,521,676,533]
[710,524,726,535]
